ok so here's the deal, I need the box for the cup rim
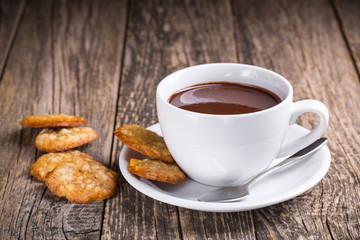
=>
[156,63,293,117]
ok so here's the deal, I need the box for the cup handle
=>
[277,100,329,158]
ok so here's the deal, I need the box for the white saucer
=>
[119,123,331,212]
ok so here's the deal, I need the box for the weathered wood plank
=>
[0,0,25,78]
[0,0,126,239]
[1,0,358,239]
[333,0,360,74]
[104,0,261,239]
[232,0,360,239]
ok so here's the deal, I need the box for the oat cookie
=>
[35,127,98,152]
[114,125,174,163]
[31,150,94,181]
[127,158,186,184]
[20,114,87,128]
[44,153,119,204]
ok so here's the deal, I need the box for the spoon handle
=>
[247,137,328,188]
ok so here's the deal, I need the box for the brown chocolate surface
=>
[168,82,281,115]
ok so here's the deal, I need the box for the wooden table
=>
[1,0,359,239]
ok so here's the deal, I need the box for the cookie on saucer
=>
[128,158,186,184]
[114,125,174,163]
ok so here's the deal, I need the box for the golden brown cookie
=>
[114,125,174,163]
[31,150,94,181]
[44,153,118,204]
[35,127,98,152]
[127,158,186,184]
[20,114,87,128]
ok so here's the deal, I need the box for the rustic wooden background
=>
[0,0,359,239]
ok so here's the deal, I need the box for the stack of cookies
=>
[114,125,186,184]
[21,114,118,204]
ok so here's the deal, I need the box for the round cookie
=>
[20,114,87,128]
[114,125,174,163]
[31,150,93,181]
[43,151,118,204]
[128,158,186,184]
[35,127,98,152]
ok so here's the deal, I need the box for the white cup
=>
[156,63,329,187]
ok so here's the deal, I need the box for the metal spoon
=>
[198,137,328,203]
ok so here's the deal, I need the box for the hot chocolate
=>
[168,82,281,115]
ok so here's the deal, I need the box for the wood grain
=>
[0,0,25,79]
[232,0,360,239]
[103,0,258,239]
[334,0,360,73]
[0,0,359,239]
[0,0,126,239]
